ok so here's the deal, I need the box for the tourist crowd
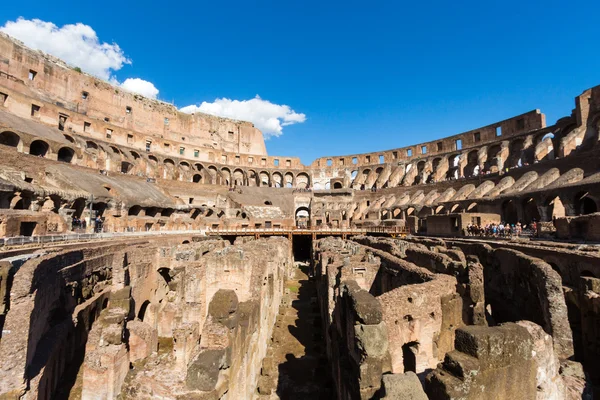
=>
[465,221,537,238]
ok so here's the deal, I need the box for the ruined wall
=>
[0,236,292,400]
[312,235,593,399]
[313,238,391,399]
[425,323,539,400]
[0,33,268,159]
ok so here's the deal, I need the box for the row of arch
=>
[377,191,598,225]
[0,130,315,188]
[346,130,574,191]
[0,131,77,163]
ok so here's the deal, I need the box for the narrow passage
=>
[255,261,333,399]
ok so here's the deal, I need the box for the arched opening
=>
[333,182,343,189]
[283,172,293,187]
[86,141,99,151]
[158,267,172,285]
[63,134,75,143]
[402,341,419,373]
[446,154,460,180]
[502,199,518,224]
[431,158,442,175]
[296,173,310,189]
[57,147,75,163]
[148,155,158,164]
[208,166,218,184]
[522,198,540,223]
[191,209,202,219]
[29,140,49,157]
[295,206,310,229]
[485,145,502,173]
[272,172,283,188]
[164,159,175,167]
[192,174,202,183]
[548,262,562,280]
[233,169,245,186]
[464,150,479,178]
[247,170,257,186]
[574,192,597,215]
[0,131,21,148]
[259,171,270,187]
[264,201,273,205]
[71,198,86,218]
[128,205,142,216]
[121,161,133,174]
[507,139,525,168]
[13,194,32,210]
[130,151,140,160]
[92,202,107,217]
[138,300,151,321]
[161,208,174,217]
[414,161,426,185]
[180,161,191,171]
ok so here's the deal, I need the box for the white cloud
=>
[0,17,130,81]
[180,96,306,138]
[120,78,159,99]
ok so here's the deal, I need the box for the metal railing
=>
[206,225,410,235]
[0,225,410,248]
[0,229,206,248]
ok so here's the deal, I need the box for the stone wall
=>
[0,33,268,159]
[425,323,539,400]
[0,235,292,399]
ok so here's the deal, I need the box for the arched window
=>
[29,140,49,157]
[0,131,21,148]
[57,147,75,163]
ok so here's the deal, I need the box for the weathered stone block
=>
[186,348,227,391]
[380,372,428,399]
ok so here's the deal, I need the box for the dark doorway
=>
[57,147,74,163]
[30,140,49,157]
[292,235,312,261]
[138,300,151,321]
[502,200,518,224]
[402,341,419,373]
[581,198,597,215]
[522,198,541,223]
[0,131,20,147]
[20,222,36,236]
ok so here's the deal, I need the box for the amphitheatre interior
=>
[0,31,599,400]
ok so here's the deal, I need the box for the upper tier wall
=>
[0,32,269,158]
[310,110,546,168]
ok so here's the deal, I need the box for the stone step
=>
[443,350,480,380]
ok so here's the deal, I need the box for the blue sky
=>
[2,0,600,164]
